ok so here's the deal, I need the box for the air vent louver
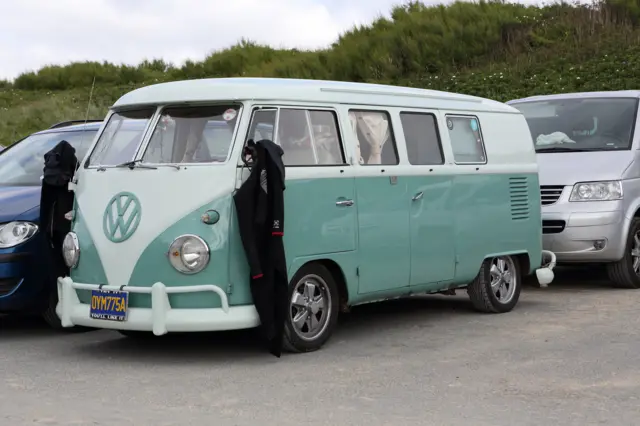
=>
[509,177,529,221]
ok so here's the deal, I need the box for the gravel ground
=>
[1,266,639,426]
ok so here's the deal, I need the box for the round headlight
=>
[168,234,210,274]
[0,221,38,248]
[62,232,80,268]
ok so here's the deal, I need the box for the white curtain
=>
[180,118,208,162]
[349,111,389,165]
[348,112,364,165]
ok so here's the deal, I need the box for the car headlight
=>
[168,234,210,274]
[0,221,38,248]
[62,232,80,268]
[569,180,623,202]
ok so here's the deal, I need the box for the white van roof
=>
[112,77,519,114]
[508,90,640,104]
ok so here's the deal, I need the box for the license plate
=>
[89,289,129,321]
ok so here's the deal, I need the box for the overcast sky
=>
[0,0,550,81]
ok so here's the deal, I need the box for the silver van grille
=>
[509,177,529,221]
[542,220,566,234]
[540,185,564,206]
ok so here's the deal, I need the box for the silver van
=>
[508,91,640,289]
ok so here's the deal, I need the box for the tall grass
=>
[1,0,640,144]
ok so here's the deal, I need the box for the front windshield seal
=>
[511,97,639,153]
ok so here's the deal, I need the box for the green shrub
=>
[2,0,640,145]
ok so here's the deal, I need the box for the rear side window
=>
[446,115,487,164]
[348,110,399,165]
[399,112,444,165]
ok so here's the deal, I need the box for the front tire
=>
[282,263,340,353]
[117,330,158,339]
[42,286,92,332]
[607,218,640,289]
[467,255,521,313]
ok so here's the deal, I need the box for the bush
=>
[2,0,640,145]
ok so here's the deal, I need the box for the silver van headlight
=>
[0,221,38,248]
[168,234,210,274]
[569,180,623,202]
[62,232,80,268]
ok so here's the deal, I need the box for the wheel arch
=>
[287,255,352,312]
[482,250,529,277]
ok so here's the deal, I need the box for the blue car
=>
[0,120,103,328]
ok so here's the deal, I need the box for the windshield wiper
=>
[115,159,158,170]
[536,147,601,153]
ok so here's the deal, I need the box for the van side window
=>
[399,112,444,165]
[246,108,345,166]
[445,115,487,164]
[348,110,399,165]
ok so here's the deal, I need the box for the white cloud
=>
[0,0,408,80]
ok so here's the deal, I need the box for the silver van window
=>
[513,98,639,152]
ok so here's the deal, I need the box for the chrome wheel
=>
[631,231,640,276]
[289,274,332,341]
[490,256,517,304]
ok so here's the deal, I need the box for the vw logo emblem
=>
[103,192,142,243]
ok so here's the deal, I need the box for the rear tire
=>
[606,218,640,289]
[467,255,521,313]
[282,263,340,353]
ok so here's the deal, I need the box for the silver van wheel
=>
[467,255,521,313]
[290,274,332,341]
[283,263,340,353]
[607,218,640,289]
[490,257,517,305]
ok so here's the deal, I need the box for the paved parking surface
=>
[1,266,640,425]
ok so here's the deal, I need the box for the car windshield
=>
[0,129,98,186]
[511,97,638,152]
[87,108,155,167]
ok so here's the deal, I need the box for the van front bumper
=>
[542,210,627,262]
[56,277,260,335]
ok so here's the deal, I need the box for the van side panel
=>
[228,170,359,301]
[452,171,542,283]
[449,112,543,282]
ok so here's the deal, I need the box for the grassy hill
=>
[2,0,640,145]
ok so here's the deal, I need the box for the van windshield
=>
[511,98,638,152]
[87,108,155,167]
[141,104,242,164]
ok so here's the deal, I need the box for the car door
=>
[347,108,411,294]
[239,105,357,260]
[399,110,456,287]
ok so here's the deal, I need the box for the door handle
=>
[412,191,424,201]
[336,199,354,207]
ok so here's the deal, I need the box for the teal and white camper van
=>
[56,78,556,352]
